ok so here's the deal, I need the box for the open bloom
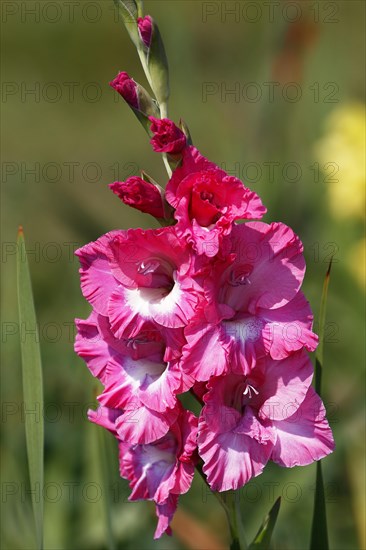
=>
[76,226,204,339]
[75,311,194,444]
[181,221,318,380]
[119,408,198,538]
[198,351,334,491]
[165,146,266,256]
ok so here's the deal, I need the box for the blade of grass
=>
[310,258,333,550]
[96,425,116,550]
[17,227,44,549]
[314,258,333,394]
[248,497,281,550]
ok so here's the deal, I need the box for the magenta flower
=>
[110,72,139,110]
[76,227,205,339]
[137,15,153,49]
[110,177,166,220]
[198,351,334,491]
[88,403,197,538]
[75,312,193,443]
[180,221,318,381]
[120,409,197,537]
[119,408,197,502]
[165,146,266,256]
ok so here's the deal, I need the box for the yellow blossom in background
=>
[315,102,365,220]
[348,238,366,291]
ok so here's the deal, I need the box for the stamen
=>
[137,259,161,275]
[243,384,259,399]
[229,264,253,286]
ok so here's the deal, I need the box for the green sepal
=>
[113,0,139,47]
[147,18,170,106]
[140,170,175,223]
[179,118,193,146]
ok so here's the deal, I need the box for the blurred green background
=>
[1,1,365,549]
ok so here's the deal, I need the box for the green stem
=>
[195,462,247,550]
[159,102,172,177]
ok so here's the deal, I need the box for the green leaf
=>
[310,259,333,550]
[310,462,329,550]
[96,425,116,550]
[314,258,333,394]
[17,227,44,550]
[248,497,281,550]
[113,0,139,47]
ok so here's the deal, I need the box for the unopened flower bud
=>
[110,71,139,109]
[149,116,187,156]
[110,72,160,133]
[110,176,166,220]
[137,15,153,49]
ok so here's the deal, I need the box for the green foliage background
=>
[1,1,365,548]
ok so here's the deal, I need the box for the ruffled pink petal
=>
[138,362,183,412]
[181,323,229,381]
[87,405,122,436]
[271,387,335,467]
[119,440,177,504]
[76,232,120,315]
[198,414,274,491]
[115,403,179,445]
[74,313,111,382]
[261,291,318,359]
[170,411,198,495]
[154,494,178,539]
[256,350,314,422]
[223,222,305,313]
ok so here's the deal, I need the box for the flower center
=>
[243,383,259,399]
[135,257,175,293]
[229,264,253,286]
[137,259,161,275]
[200,191,214,202]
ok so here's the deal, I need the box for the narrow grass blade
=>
[16,227,44,549]
[314,258,333,394]
[96,425,116,550]
[310,259,333,550]
[248,497,281,549]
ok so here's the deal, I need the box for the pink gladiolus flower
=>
[120,409,197,537]
[198,351,335,491]
[76,226,205,338]
[181,221,318,380]
[110,177,166,219]
[75,310,193,444]
[149,117,187,155]
[137,15,153,48]
[110,71,139,109]
[88,404,196,538]
[165,146,266,256]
